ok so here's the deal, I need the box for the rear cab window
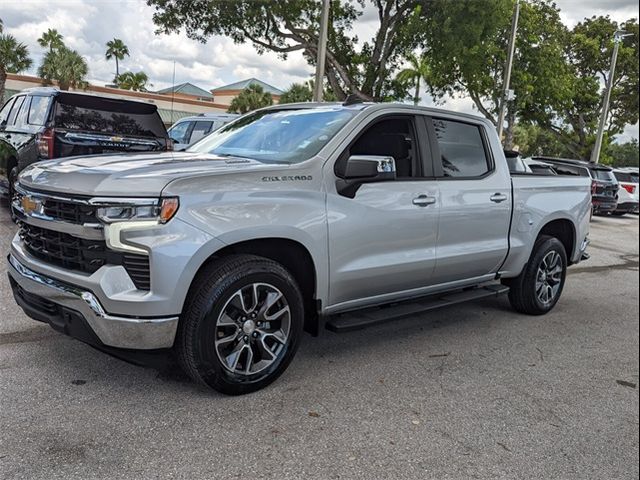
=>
[53,93,167,138]
[431,118,491,177]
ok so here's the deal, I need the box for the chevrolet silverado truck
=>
[7,102,591,395]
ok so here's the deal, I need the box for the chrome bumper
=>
[7,254,178,350]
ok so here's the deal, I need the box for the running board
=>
[325,284,509,333]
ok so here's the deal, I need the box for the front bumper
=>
[8,254,178,349]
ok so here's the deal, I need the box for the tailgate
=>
[55,131,164,157]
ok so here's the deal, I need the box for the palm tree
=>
[0,25,33,102]
[279,82,313,104]
[227,84,273,114]
[396,52,431,106]
[105,38,129,82]
[37,29,64,53]
[116,71,150,91]
[38,46,88,91]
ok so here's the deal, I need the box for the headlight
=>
[95,197,179,224]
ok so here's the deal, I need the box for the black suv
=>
[533,157,619,215]
[0,88,171,201]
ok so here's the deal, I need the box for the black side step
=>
[325,284,509,333]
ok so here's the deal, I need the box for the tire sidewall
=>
[190,265,303,394]
[529,238,567,313]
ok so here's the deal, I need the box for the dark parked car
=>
[533,157,618,215]
[0,88,171,201]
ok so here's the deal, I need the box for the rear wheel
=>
[176,254,304,395]
[505,235,567,315]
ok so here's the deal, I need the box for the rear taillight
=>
[622,184,636,194]
[36,128,55,159]
[591,180,597,195]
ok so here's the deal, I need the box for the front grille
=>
[42,198,97,224]
[19,223,150,290]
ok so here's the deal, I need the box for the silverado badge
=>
[21,196,43,216]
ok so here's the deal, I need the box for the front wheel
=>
[504,235,567,315]
[176,254,304,395]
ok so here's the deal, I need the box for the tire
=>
[505,235,567,315]
[176,254,304,395]
[611,211,627,217]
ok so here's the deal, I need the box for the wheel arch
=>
[188,237,320,335]
[537,218,576,264]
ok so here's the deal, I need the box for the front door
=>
[326,114,439,309]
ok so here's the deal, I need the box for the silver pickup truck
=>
[7,102,591,395]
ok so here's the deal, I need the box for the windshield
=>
[187,107,356,164]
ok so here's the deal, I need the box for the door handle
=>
[490,193,508,203]
[412,194,436,207]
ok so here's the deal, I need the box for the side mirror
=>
[173,142,188,152]
[337,155,396,197]
[343,155,396,180]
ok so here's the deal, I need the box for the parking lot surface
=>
[0,208,638,480]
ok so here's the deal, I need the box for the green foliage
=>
[37,29,64,53]
[147,0,426,101]
[0,18,33,101]
[395,52,430,105]
[227,84,273,114]
[105,38,130,79]
[116,71,150,91]
[38,46,88,91]
[279,82,313,104]
[605,139,639,167]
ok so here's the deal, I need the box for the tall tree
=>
[147,0,425,101]
[396,52,430,105]
[116,71,150,91]
[227,84,273,114]
[37,29,64,53]
[423,0,572,149]
[0,19,33,102]
[38,46,88,91]
[105,38,129,81]
[553,17,639,159]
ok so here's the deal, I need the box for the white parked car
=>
[612,167,639,215]
[168,113,239,151]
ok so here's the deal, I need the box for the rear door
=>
[427,116,512,284]
[52,93,168,156]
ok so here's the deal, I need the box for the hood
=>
[18,151,284,197]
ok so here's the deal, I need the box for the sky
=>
[2,0,638,140]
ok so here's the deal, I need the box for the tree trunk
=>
[0,68,6,104]
[504,110,516,150]
[414,78,421,106]
[115,58,119,80]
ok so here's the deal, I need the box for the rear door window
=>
[189,121,213,144]
[28,96,51,125]
[54,93,167,138]
[431,118,490,177]
[14,96,31,128]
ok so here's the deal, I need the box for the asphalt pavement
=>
[0,208,638,480]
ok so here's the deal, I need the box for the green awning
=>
[158,108,194,125]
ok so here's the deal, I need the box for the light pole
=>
[497,0,520,142]
[313,0,331,102]
[590,30,631,164]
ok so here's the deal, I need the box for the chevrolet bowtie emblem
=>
[110,136,124,142]
[21,196,42,215]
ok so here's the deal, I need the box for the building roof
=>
[156,82,214,99]
[211,78,283,95]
